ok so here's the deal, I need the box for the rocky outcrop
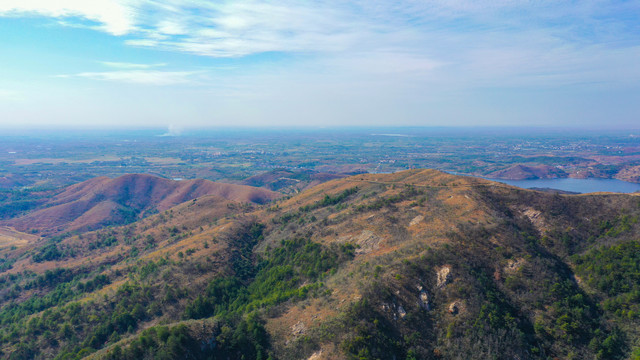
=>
[436,266,452,288]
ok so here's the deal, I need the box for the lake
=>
[487,177,640,194]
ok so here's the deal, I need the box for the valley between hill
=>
[0,169,639,359]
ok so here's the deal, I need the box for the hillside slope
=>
[240,169,348,194]
[0,169,639,360]
[1,174,280,235]
[487,164,567,180]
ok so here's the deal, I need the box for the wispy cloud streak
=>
[99,61,166,69]
[57,70,200,85]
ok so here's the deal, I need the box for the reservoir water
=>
[486,177,640,194]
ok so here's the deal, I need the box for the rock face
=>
[436,266,452,288]
[340,230,382,255]
[521,207,548,234]
[381,302,409,320]
[419,290,430,310]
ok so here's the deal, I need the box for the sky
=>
[0,0,639,129]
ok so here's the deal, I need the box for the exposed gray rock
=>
[436,266,452,288]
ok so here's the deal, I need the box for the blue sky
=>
[0,0,639,128]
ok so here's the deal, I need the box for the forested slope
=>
[0,169,639,359]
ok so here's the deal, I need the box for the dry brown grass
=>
[0,226,38,250]
[3,173,281,236]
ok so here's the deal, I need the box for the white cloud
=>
[3,1,639,66]
[120,1,372,57]
[123,38,159,47]
[57,70,200,85]
[0,0,137,35]
[156,20,187,35]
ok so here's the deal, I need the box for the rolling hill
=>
[0,169,639,359]
[0,174,280,236]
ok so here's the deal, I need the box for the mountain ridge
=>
[0,169,639,359]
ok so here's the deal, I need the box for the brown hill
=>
[2,173,280,235]
[487,164,567,180]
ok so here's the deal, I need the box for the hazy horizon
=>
[2,124,640,133]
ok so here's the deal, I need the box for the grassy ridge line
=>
[2,169,640,359]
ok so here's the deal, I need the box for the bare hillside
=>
[2,174,280,235]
